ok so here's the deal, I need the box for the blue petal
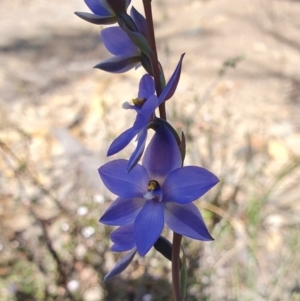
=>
[162,166,219,204]
[101,27,138,56]
[84,0,111,16]
[158,53,185,104]
[143,125,181,184]
[110,224,136,251]
[107,127,139,156]
[104,248,137,281]
[165,202,213,241]
[127,128,148,172]
[133,95,158,129]
[74,12,116,25]
[134,201,164,256]
[138,74,155,99]
[130,6,147,37]
[94,55,140,73]
[100,197,144,226]
[98,159,149,198]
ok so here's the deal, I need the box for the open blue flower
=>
[75,0,131,25]
[99,125,219,256]
[107,74,156,169]
[107,54,185,171]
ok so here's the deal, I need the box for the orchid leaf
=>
[154,236,173,262]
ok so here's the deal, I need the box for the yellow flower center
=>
[143,180,162,202]
[132,97,146,107]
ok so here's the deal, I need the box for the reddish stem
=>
[172,232,183,301]
[142,0,166,120]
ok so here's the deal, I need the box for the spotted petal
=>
[165,202,213,240]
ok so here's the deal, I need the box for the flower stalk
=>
[143,1,182,298]
[142,0,166,120]
[172,232,183,301]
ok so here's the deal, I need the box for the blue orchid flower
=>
[95,26,141,73]
[99,125,219,256]
[93,7,151,73]
[107,53,185,171]
[75,0,131,25]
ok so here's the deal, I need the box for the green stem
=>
[142,0,166,120]
[172,232,183,301]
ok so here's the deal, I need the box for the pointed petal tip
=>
[203,232,214,241]
[126,162,138,173]
[98,214,106,224]
[158,53,186,103]
[103,272,112,282]
[97,167,102,178]
[98,215,106,225]
[212,175,220,186]
[136,244,149,257]
[137,250,146,257]
[103,248,137,281]
[106,148,114,156]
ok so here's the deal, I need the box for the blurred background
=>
[1,0,300,300]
